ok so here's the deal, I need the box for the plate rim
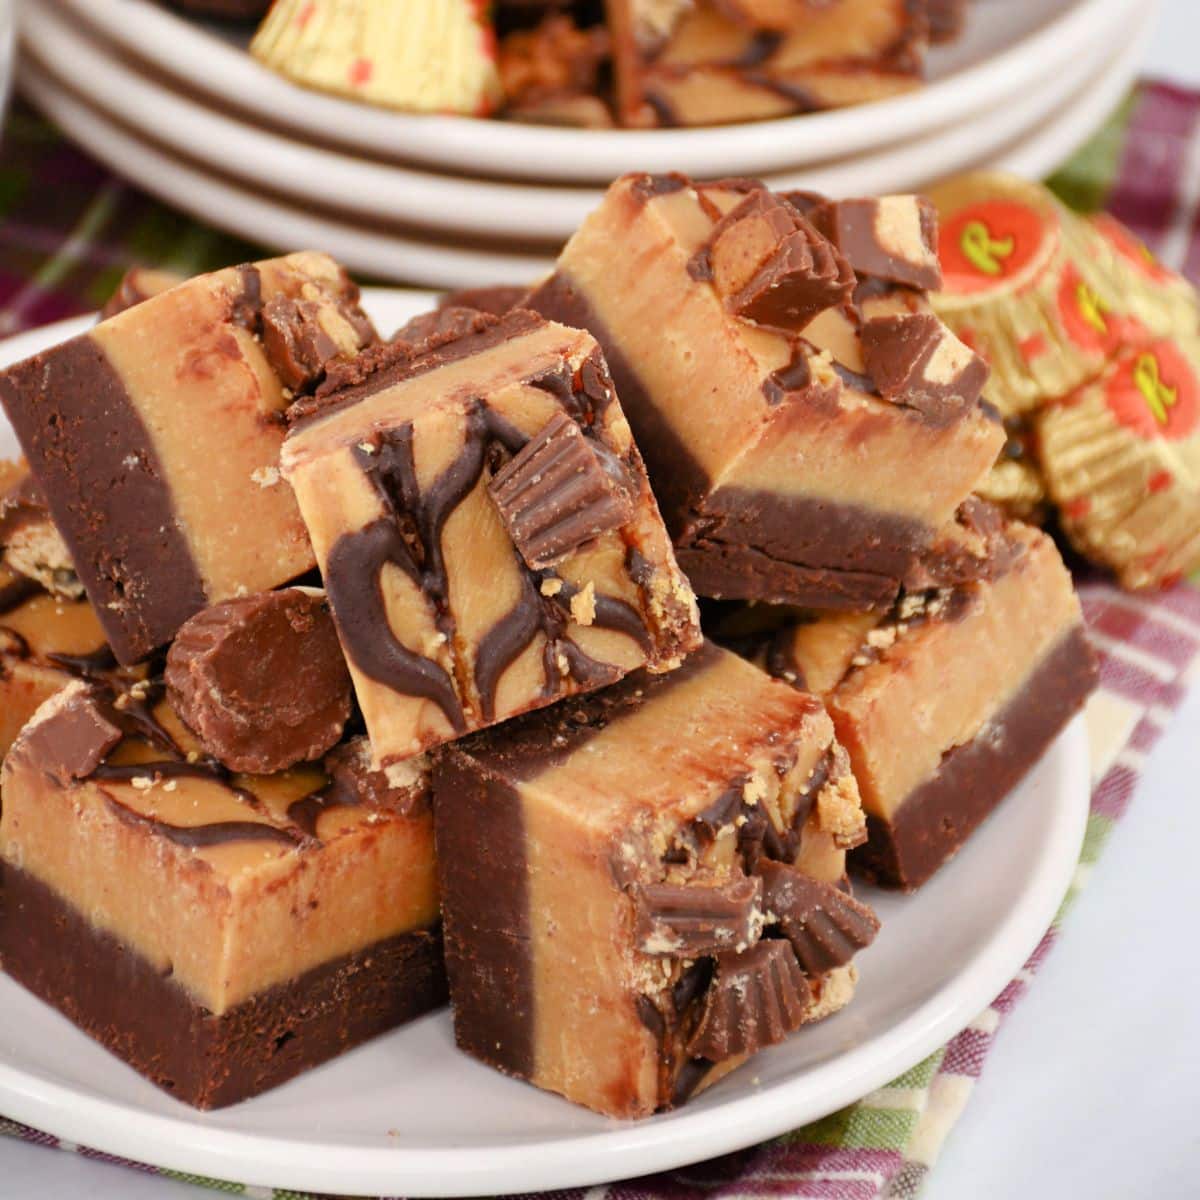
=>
[0,299,1091,1195]
[15,24,1149,291]
[20,0,1127,244]
[49,0,1138,182]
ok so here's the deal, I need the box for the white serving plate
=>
[0,299,1090,1198]
[53,0,1139,183]
[16,21,1149,289]
[21,0,1133,244]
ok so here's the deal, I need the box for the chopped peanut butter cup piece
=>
[165,588,352,774]
[529,174,1003,612]
[861,312,988,423]
[18,682,122,786]
[0,252,376,663]
[635,873,763,957]
[688,940,812,1062]
[1,679,443,1109]
[702,190,855,332]
[489,411,636,570]
[811,196,942,291]
[283,309,699,767]
[435,642,874,1117]
[758,860,880,974]
[724,520,1097,889]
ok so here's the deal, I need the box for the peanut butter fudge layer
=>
[529,175,1002,611]
[1,686,443,1108]
[435,642,877,1118]
[731,522,1097,889]
[0,253,375,663]
[283,309,700,767]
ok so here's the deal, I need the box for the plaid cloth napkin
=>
[2,81,1200,1200]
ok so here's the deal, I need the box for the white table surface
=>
[3,3,1200,1198]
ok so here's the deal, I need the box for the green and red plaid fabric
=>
[2,81,1200,1200]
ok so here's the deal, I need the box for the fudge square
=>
[0,684,443,1109]
[434,642,879,1118]
[0,252,376,663]
[528,174,1003,612]
[282,309,700,768]
[732,519,1097,889]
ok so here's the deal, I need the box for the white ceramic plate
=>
[16,21,1149,289]
[54,0,1138,182]
[0,299,1090,1198]
[21,0,1133,244]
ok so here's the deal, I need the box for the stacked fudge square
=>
[0,174,1094,1119]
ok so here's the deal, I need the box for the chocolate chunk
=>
[261,295,357,393]
[811,196,942,291]
[488,411,636,570]
[165,589,352,774]
[438,286,530,317]
[861,313,988,423]
[706,191,854,331]
[391,305,500,357]
[0,470,82,600]
[687,940,811,1062]
[635,872,762,957]
[18,683,122,786]
[99,267,186,320]
[758,860,880,975]
[324,737,429,817]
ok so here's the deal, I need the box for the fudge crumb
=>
[251,466,281,488]
[131,776,155,791]
[384,756,428,791]
[817,770,868,849]
[540,576,564,597]
[743,773,767,806]
[570,581,596,626]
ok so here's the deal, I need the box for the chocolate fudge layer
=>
[1,686,443,1108]
[435,642,876,1118]
[0,252,375,662]
[610,0,929,127]
[529,175,1002,611]
[283,309,700,767]
[732,521,1097,889]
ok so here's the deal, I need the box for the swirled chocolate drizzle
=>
[82,680,323,851]
[46,645,120,678]
[106,795,301,850]
[0,574,39,617]
[326,381,656,724]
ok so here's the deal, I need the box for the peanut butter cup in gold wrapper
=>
[1038,336,1200,590]
[251,0,503,116]
[1084,212,1200,342]
[928,173,1140,420]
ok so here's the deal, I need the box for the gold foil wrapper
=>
[1085,212,1200,342]
[251,0,503,116]
[1038,337,1200,590]
[928,172,1137,420]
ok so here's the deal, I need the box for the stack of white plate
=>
[19,0,1154,287]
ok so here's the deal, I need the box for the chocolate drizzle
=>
[46,645,120,678]
[326,372,656,724]
[106,796,301,850]
[0,574,39,616]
